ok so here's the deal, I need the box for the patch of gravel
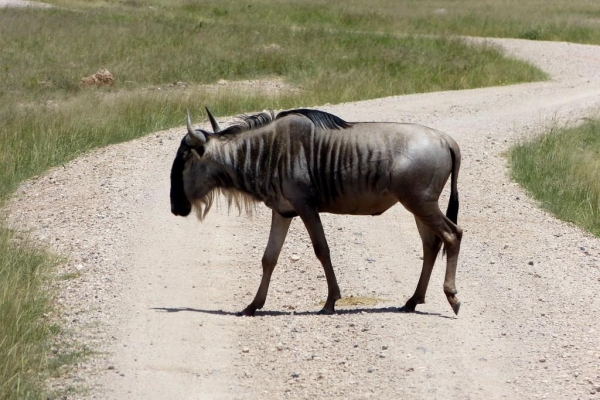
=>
[5,38,600,399]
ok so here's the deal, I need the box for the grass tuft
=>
[509,120,600,237]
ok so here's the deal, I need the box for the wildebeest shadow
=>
[151,306,453,319]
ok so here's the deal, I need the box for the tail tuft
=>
[445,147,459,224]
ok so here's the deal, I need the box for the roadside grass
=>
[509,120,600,237]
[273,0,600,44]
[0,229,56,399]
[2,0,595,398]
[42,0,600,45]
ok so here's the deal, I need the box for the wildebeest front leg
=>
[238,211,292,316]
[294,205,341,315]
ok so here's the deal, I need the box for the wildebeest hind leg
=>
[401,202,462,315]
[238,211,292,316]
[441,217,462,315]
[400,217,442,313]
[294,204,341,315]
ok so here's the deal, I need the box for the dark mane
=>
[276,109,353,130]
[218,110,276,136]
[216,108,352,137]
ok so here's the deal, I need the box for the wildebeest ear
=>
[186,110,207,146]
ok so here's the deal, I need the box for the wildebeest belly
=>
[317,192,398,216]
[264,191,397,218]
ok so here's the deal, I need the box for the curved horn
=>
[205,107,221,133]
[186,110,206,145]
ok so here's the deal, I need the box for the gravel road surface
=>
[6,37,600,399]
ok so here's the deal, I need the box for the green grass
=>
[0,4,547,199]
[509,120,600,237]
[1,0,597,398]
[273,0,600,44]
[0,229,56,398]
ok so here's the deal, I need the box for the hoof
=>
[452,300,461,316]
[445,292,460,316]
[317,307,335,315]
[236,307,256,317]
[399,298,418,313]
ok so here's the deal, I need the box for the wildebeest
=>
[170,107,462,316]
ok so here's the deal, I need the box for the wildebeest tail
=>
[442,145,460,257]
[445,146,460,225]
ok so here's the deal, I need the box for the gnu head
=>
[169,109,215,217]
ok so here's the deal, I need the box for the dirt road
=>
[7,38,600,399]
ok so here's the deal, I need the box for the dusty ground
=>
[6,38,600,399]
